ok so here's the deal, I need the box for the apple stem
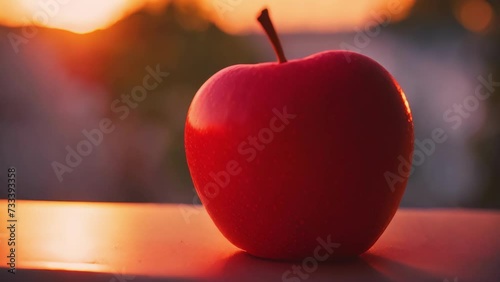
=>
[257,8,287,64]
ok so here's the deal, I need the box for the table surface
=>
[0,200,499,282]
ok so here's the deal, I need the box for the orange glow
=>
[38,205,96,263]
[16,0,137,34]
[1,201,115,272]
[455,0,494,33]
[201,0,416,34]
[0,200,236,277]
[0,0,416,34]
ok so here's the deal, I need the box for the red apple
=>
[185,9,413,260]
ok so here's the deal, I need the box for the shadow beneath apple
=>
[206,250,441,282]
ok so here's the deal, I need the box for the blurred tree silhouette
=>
[108,2,258,197]
[45,1,258,200]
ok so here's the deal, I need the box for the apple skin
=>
[185,51,414,260]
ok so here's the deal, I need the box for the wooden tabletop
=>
[0,200,499,282]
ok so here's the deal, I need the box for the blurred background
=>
[0,0,498,208]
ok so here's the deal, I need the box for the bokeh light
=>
[455,0,494,33]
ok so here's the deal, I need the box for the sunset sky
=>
[0,0,417,34]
